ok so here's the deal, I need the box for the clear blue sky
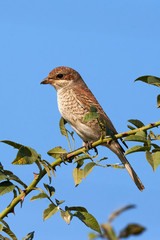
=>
[0,0,160,239]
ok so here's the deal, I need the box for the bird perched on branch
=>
[41,66,144,191]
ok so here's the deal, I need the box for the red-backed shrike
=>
[41,66,144,191]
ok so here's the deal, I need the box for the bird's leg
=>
[94,146,98,155]
[83,141,98,155]
[59,153,68,165]
[59,153,73,164]
[83,141,92,151]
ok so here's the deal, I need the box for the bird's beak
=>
[41,77,51,85]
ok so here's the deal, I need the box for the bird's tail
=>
[106,142,145,191]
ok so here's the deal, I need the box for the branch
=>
[61,120,160,160]
[0,120,159,220]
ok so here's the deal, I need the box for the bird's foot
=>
[83,141,98,155]
[94,146,98,155]
[59,153,73,164]
[83,141,92,151]
[60,153,68,165]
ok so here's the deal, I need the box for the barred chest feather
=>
[57,89,100,142]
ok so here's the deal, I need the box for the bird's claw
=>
[83,141,98,155]
[94,147,98,155]
[60,153,68,165]
[83,141,93,152]
[60,153,73,164]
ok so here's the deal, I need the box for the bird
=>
[41,66,144,191]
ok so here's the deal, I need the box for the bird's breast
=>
[57,89,86,121]
[57,89,100,142]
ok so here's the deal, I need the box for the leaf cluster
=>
[135,75,160,108]
[125,120,160,171]
[88,205,145,240]
[30,183,101,233]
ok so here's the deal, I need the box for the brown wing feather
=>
[72,82,118,134]
[72,80,128,151]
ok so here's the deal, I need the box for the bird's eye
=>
[56,74,64,79]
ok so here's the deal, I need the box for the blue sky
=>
[0,0,160,239]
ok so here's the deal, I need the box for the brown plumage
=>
[41,66,144,191]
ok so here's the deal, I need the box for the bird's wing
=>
[71,83,128,151]
[71,84,118,135]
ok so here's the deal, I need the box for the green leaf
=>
[145,151,160,171]
[30,193,48,201]
[43,203,59,221]
[0,219,9,229]
[60,209,72,224]
[127,125,136,130]
[22,231,34,240]
[107,164,124,169]
[49,166,55,178]
[108,205,135,223]
[55,199,65,205]
[47,146,67,159]
[74,155,91,168]
[74,155,91,163]
[43,160,55,178]
[151,143,160,149]
[12,147,39,165]
[149,131,156,138]
[90,105,98,112]
[83,162,96,179]
[8,174,27,188]
[101,223,118,240]
[59,117,68,137]
[0,181,15,196]
[69,130,75,151]
[73,168,84,186]
[152,148,160,153]
[35,159,42,173]
[157,135,160,141]
[125,145,149,155]
[157,94,160,108]
[1,140,23,149]
[2,226,18,240]
[0,224,3,232]
[0,162,3,170]
[135,130,147,138]
[0,172,7,181]
[128,119,144,128]
[3,170,13,176]
[97,157,108,163]
[40,161,51,184]
[59,117,73,151]
[135,75,160,87]
[119,224,146,238]
[74,211,101,234]
[0,234,10,240]
[123,135,147,143]
[76,160,84,168]
[67,206,88,212]
[83,112,100,123]
[145,151,153,169]
[88,233,98,240]
[13,189,17,200]
[43,184,55,197]
[1,141,40,165]
[146,138,151,149]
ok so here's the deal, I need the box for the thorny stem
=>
[0,120,160,220]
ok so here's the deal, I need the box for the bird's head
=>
[41,66,82,91]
